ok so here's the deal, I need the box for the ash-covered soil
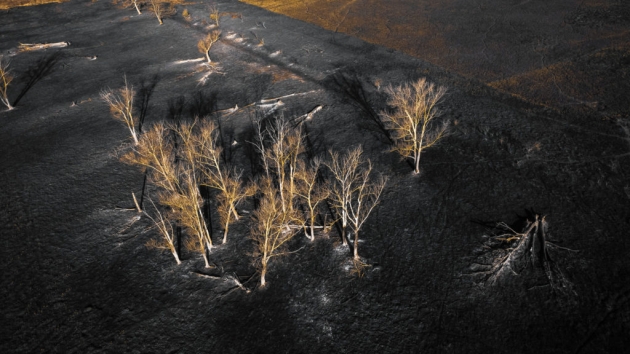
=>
[1,1,629,353]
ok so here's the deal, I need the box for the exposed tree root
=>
[468,214,577,297]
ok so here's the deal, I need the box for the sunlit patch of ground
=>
[243,61,303,83]
[490,46,630,116]
[242,0,630,113]
[0,0,67,10]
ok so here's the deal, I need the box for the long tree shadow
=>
[136,74,160,134]
[135,74,160,211]
[188,90,218,119]
[322,69,392,145]
[12,52,62,107]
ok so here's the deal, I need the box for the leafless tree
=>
[295,158,329,241]
[121,0,145,14]
[122,122,213,267]
[195,120,255,244]
[101,76,139,145]
[382,77,448,174]
[160,171,212,267]
[214,171,256,244]
[209,4,220,26]
[198,30,221,64]
[148,0,175,25]
[144,198,180,264]
[121,122,178,190]
[250,178,304,287]
[0,57,13,111]
[262,117,304,212]
[324,146,364,246]
[346,162,386,260]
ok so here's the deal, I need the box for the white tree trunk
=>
[134,1,142,15]
[353,229,359,260]
[202,252,210,268]
[260,267,266,286]
[222,225,229,244]
[171,250,181,265]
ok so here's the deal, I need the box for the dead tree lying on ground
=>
[468,214,577,296]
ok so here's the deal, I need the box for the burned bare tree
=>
[295,158,330,241]
[148,0,175,25]
[144,198,180,264]
[0,57,13,111]
[324,146,364,247]
[250,178,304,287]
[346,162,386,261]
[122,122,213,267]
[161,172,212,267]
[198,30,221,64]
[102,77,139,145]
[195,120,255,244]
[120,0,145,14]
[381,78,448,174]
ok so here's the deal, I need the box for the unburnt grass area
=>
[1,0,629,353]
[243,0,630,118]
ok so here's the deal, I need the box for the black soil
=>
[1,1,629,353]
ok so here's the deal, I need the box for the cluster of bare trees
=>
[118,0,179,25]
[120,119,254,268]
[248,116,385,285]
[102,79,387,286]
[102,72,455,287]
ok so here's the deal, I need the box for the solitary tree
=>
[250,178,304,286]
[102,77,139,145]
[381,77,448,174]
[121,0,145,14]
[209,4,220,26]
[0,57,13,111]
[198,30,221,64]
[148,0,175,25]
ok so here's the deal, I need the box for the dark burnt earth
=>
[1,1,629,353]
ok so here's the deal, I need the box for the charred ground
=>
[1,1,629,353]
